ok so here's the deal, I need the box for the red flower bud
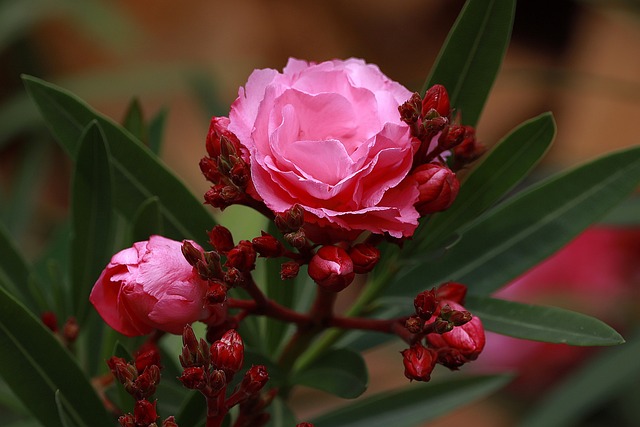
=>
[422,84,450,118]
[41,311,58,332]
[297,424,315,427]
[414,288,439,320]
[208,225,235,254]
[118,414,135,427]
[133,399,157,426]
[225,240,256,272]
[404,315,424,334]
[436,281,467,304]
[280,261,300,280]
[206,280,228,305]
[426,301,485,362]
[437,124,467,150]
[107,357,136,385]
[412,163,459,215]
[133,364,160,399]
[349,243,381,274]
[252,231,284,258]
[181,240,204,267]
[308,245,355,292]
[435,347,468,370]
[199,157,221,183]
[162,416,179,427]
[398,92,422,125]
[134,342,161,374]
[274,204,305,232]
[401,344,437,382]
[211,329,244,379]
[179,366,207,389]
[240,365,269,395]
[62,316,79,343]
[452,126,485,169]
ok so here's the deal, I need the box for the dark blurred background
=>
[1,1,639,425]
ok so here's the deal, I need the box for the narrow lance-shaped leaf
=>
[413,112,556,252]
[391,146,640,297]
[70,121,113,324]
[311,375,512,427]
[22,75,216,244]
[290,348,368,399]
[423,0,515,126]
[521,332,640,427]
[0,222,40,311]
[0,285,113,427]
[130,196,164,243]
[465,296,624,346]
[122,97,146,144]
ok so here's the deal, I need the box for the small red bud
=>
[209,369,227,394]
[62,316,79,343]
[252,231,284,258]
[398,92,422,125]
[404,315,424,334]
[401,344,437,382]
[134,342,162,374]
[211,329,244,380]
[280,261,300,280]
[199,157,221,183]
[412,163,460,215]
[240,365,269,395]
[414,288,439,320]
[274,204,305,232]
[133,365,160,399]
[225,240,257,272]
[133,400,158,426]
[284,230,307,249]
[427,301,485,362]
[118,414,135,427]
[208,225,235,254]
[437,125,467,150]
[179,366,207,389]
[308,245,355,292]
[206,280,228,305]
[349,243,380,274]
[436,281,467,304]
[452,126,485,169]
[224,267,243,286]
[162,416,179,427]
[41,311,58,332]
[422,84,451,118]
[107,357,136,385]
[181,240,204,267]
[297,424,315,427]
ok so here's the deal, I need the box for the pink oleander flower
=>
[90,235,220,336]
[223,58,420,239]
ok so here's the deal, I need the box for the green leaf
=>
[0,222,39,310]
[122,97,146,144]
[0,286,113,427]
[413,112,556,251]
[264,223,294,354]
[55,390,79,427]
[266,397,297,427]
[520,332,640,427]
[176,390,206,427]
[70,121,113,323]
[393,146,640,297]
[130,196,164,243]
[466,296,624,346]
[22,75,216,244]
[148,107,168,156]
[290,348,368,399]
[423,0,515,126]
[311,374,511,427]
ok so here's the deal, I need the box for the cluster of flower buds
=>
[178,326,271,426]
[201,117,253,210]
[399,85,485,216]
[41,311,79,347]
[107,344,177,427]
[401,282,485,381]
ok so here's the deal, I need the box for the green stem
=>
[293,255,399,373]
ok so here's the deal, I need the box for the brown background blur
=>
[1,0,639,425]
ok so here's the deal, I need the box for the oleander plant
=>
[2,1,639,426]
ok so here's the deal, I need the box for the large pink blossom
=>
[226,58,420,238]
[90,235,216,336]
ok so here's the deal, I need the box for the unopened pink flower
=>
[90,235,216,336]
